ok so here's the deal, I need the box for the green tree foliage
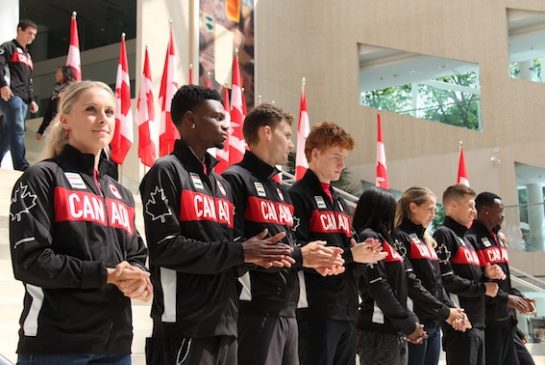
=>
[361,72,481,130]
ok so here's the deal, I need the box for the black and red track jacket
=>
[139,140,244,339]
[465,220,516,328]
[433,216,486,328]
[357,228,419,336]
[395,220,453,324]
[10,144,147,355]
[0,39,34,103]
[222,151,302,317]
[288,169,358,322]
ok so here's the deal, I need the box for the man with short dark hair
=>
[140,85,295,365]
[433,185,499,365]
[466,192,535,365]
[222,104,346,365]
[0,19,39,170]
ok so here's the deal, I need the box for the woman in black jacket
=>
[11,80,151,365]
[395,186,469,365]
[35,65,75,140]
[354,187,426,365]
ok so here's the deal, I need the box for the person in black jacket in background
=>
[395,186,469,365]
[353,187,427,365]
[433,185,500,365]
[10,80,151,365]
[222,104,345,365]
[0,19,39,170]
[140,85,295,365]
[36,65,75,140]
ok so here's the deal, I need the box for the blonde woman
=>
[10,81,151,365]
[394,186,468,365]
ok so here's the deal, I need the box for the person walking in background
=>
[10,80,151,365]
[353,187,427,365]
[395,186,469,365]
[0,19,39,171]
[36,65,76,140]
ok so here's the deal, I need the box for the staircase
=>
[0,168,151,364]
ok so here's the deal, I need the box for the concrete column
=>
[527,183,545,251]
[519,60,534,81]
[0,0,18,169]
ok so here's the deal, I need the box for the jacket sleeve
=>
[37,97,55,134]
[140,162,244,274]
[0,43,10,88]
[10,166,108,289]
[434,229,485,298]
[395,232,451,321]
[221,170,248,242]
[122,190,148,271]
[288,188,324,271]
[359,230,417,335]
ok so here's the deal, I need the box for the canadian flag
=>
[110,34,133,165]
[159,30,180,156]
[457,142,470,186]
[66,11,81,81]
[137,48,157,167]
[228,51,245,165]
[205,71,212,88]
[376,113,390,189]
[295,78,310,180]
[215,85,231,174]
[188,63,194,85]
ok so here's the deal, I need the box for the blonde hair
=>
[42,80,114,160]
[395,186,437,248]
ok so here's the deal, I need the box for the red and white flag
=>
[295,78,310,180]
[228,51,245,165]
[457,142,470,186]
[215,85,231,173]
[137,48,157,167]
[111,33,133,165]
[66,11,81,80]
[159,30,179,156]
[188,63,194,85]
[205,71,212,88]
[376,113,390,189]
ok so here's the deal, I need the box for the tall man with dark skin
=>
[466,192,535,365]
[140,86,294,365]
[222,104,349,365]
[0,19,39,170]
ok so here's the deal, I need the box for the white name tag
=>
[64,172,86,190]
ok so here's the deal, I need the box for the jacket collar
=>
[173,139,218,175]
[443,216,468,237]
[56,144,110,176]
[238,151,279,181]
[398,219,426,238]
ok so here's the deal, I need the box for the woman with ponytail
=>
[10,81,151,364]
[394,186,469,365]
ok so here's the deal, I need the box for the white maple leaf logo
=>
[394,239,407,258]
[145,186,172,223]
[436,243,452,265]
[10,182,37,222]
